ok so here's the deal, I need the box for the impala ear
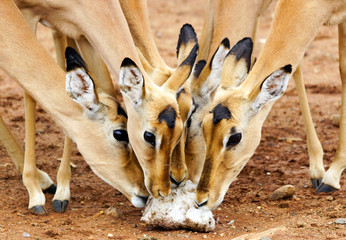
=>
[119,58,145,108]
[221,37,253,89]
[163,43,198,92]
[176,24,198,66]
[251,64,292,113]
[200,38,230,97]
[65,47,100,116]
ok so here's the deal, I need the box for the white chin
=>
[131,196,146,208]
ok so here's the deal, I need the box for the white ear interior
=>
[252,68,291,113]
[200,44,229,98]
[119,66,144,107]
[66,68,99,115]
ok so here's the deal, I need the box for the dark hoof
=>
[316,183,338,193]
[29,205,47,215]
[43,184,57,194]
[52,200,69,213]
[311,178,323,190]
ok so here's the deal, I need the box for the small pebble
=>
[279,203,289,208]
[23,232,30,238]
[270,185,296,200]
[325,196,334,201]
[260,237,271,240]
[105,207,123,218]
[334,218,346,225]
[107,233,113,238]
[227,220,234,225]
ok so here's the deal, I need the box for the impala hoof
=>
[311,178,323,190]
[43,184,57,194]
[52,200,69,213]
[316,183,338,193]
[30,205,47,215]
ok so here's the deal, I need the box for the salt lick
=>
[141,180,215,232]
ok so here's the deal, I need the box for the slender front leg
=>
[317,22,346,192]
[53,136,72,213]
[51,31,72,213]
[23,92,46,215]
[293,65,325,189]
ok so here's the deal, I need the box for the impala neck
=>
[243,0,340,92]
[0,0,82,133]
[120,0,169,71]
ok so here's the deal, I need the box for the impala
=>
[186,0,273,184]
[11,0,197,201]
[0,0,153,215]
[195,0,346,210]
[120,0,198,188]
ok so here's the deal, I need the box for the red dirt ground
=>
[0,1,345,239]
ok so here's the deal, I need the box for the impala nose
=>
[170,172,187,188]
[194,198,208,208]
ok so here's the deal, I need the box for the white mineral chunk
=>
[141,180,215,232]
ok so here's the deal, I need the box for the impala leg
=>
[52,136,72,213]
[293,65,325,189]
[23,93,47,215]
[317,22,346,193]
[51,31,72,213]
[0,112,55,192]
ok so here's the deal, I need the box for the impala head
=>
[185,38,231,184]
[65,47,149,207]
[170,24,198,187]
[195,38,293,209]
[119,39,198,198]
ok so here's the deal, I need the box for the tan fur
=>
[0,0,149,212]
[196,0,346,210]
[187,0,273,186]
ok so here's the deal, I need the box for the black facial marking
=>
[176,24,198,57]
[193,60,206,79]
[65,47,88,72]
[176,88,186,99]
[117,102,128,119]
[227,37,253,73]
[158,106,176,129]
[211,104,231,125]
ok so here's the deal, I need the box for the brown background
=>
[0,0,345,239]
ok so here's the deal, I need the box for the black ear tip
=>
[65,47,88,72]
[221,38,230,49]
[283,64,292,73]
[65,47,78,58]
[237,37,253,49]
[181,23,194,31]
[121,58,137,68]
[193,59,207,78]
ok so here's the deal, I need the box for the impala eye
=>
[227,133,242,147]
[144,131,156,147]
[113,130,129,143]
